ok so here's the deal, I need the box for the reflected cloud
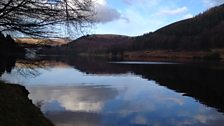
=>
[28,86,118,113]
[194,113,224,124]
[27,81,224,126]
[195,115,212,124]
[28,81,220,126]
[133,115,147,125]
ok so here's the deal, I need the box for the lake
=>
[1,56,224,126]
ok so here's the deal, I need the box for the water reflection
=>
[27,82,224,126]
[0,55,16,76]
[1,56,224,126]
[28,86,118,112]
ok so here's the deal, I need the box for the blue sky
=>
[92,0,224,36]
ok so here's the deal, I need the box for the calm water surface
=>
[1,56,224,126]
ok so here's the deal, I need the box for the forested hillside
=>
[134,4,224,51]
[38,34,133,55]
[66,34,133,53]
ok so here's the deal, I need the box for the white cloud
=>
[158,7,188,16]
[92,0,122,23]
[122,0,161,6]
[122,0,146,5]
[93,4,121,23]
[95,0,106,5]
[202,0,224,8]
[95,8,161,36]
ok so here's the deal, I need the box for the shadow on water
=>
[130,63,224,113]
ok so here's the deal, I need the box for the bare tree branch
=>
[0,0,94,38]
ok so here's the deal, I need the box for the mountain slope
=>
[63,34,133,54]
[134,4,224,50]
[37,34,133,55]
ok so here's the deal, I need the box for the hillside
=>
[37,34,134,55]
[134,4,224,51]
[65,34,133,53]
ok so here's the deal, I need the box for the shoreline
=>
[76,49,224,63]
[0,81,53,126]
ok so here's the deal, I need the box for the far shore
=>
[74,49,224,63]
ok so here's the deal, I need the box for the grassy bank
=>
[122,50,224,62]
[0,81,53,126]
[75,49,224,62]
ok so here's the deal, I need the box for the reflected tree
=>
[15,60,54,78]
[0,57,41,78]
[0,56,16,76]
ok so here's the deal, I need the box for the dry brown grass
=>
[15,38,70,46]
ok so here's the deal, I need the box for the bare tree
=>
[0,0,94,37]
